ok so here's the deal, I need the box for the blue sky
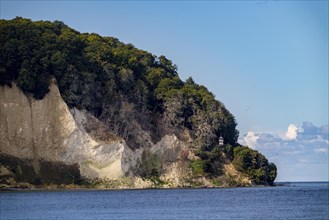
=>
[1,0,328,181]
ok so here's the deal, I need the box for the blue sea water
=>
[0,182,328,220]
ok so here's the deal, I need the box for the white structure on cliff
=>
[218,136,224,146]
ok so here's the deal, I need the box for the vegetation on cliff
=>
[0,17,277,186]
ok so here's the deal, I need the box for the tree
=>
[232,146,277,185]
[267,163,277,185]
[157,55,177,75]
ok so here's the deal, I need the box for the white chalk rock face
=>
[0,81,135,179]
[0,82,72,161]
[0,81,191,183]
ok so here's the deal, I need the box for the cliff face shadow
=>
[0,153,82,185]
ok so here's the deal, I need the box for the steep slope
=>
[0,81,194,187]
[0,17,277,188]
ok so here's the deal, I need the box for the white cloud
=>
[314,147,328,153]
[285,124,299,140]
[240,122,329,181]
[241,131,259,149]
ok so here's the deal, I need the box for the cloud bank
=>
[239,122,329,181]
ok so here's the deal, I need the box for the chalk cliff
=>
[0,81,198,187]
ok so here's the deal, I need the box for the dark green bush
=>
[233,146,277,185]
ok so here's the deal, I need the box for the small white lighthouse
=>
[218,136,224,146]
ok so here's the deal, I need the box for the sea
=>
[0,182,328,220]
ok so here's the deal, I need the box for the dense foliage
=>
[0,17,238,147]
[233,146,277,185]
[191,144,277,185]
[0,18,276,183]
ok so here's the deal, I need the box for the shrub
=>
[191,159,205,176]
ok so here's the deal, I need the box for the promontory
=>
[0,17,277,189]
